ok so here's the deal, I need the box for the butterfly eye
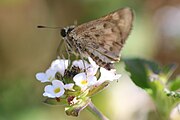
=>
[60,28,67,37]
[67,27,74,33]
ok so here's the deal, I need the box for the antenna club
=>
[37,25,62,29]
[37,25,46,28]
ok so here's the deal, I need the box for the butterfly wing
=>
[69,8,134,68]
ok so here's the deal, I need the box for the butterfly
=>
[60,7,134,70]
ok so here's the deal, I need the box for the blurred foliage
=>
[124,58,180,120]
[170,76,180,91]
[124,58,159,88]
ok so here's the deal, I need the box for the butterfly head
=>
[60,25,75,38]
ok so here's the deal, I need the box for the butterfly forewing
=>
[67,8,134,70]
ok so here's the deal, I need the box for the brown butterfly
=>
[60,8,133,70]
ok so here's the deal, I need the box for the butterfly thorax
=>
[60,26,87,56]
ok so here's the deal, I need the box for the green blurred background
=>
[0,0,180,120]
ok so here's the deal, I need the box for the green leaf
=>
[123,58,159,89]
[123,58,180,99]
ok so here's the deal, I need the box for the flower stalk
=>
[87,101,109,120]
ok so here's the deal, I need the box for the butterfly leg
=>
[65,45,72,70]
[76,46,88,75]
[57,40,67,69]
[56,40,64,58]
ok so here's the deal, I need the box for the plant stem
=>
[87,101,109,120]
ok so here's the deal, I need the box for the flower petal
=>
[97,67,121,84]
[88,57,98,68]
[73,72,89,89]
[87,57,99,76]
[36,72,50,83]
[72,60,90,70]
[43,80,65,98]
[50,59,69,76]
[45,69,57,81]
[36,73,46,81]
[73,73,86,83]
[64,83,74,90]
[52,80,64,87]
[43,85,56,98]
[87,76,97,86]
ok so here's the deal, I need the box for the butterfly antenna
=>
[37,25,62,29]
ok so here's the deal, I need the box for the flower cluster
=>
[36,57,121,116]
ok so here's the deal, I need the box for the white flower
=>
[36,69,57,83]
[73,72,97,90]
[72,60,91,70]
[88,57,98,68]
[96,67,121,85]
[73,58,99,76]
[87,57,99,76]
[36,59,69,83]
[43,80,65,98]
[64,83,74,91]
[50,59,69,76]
